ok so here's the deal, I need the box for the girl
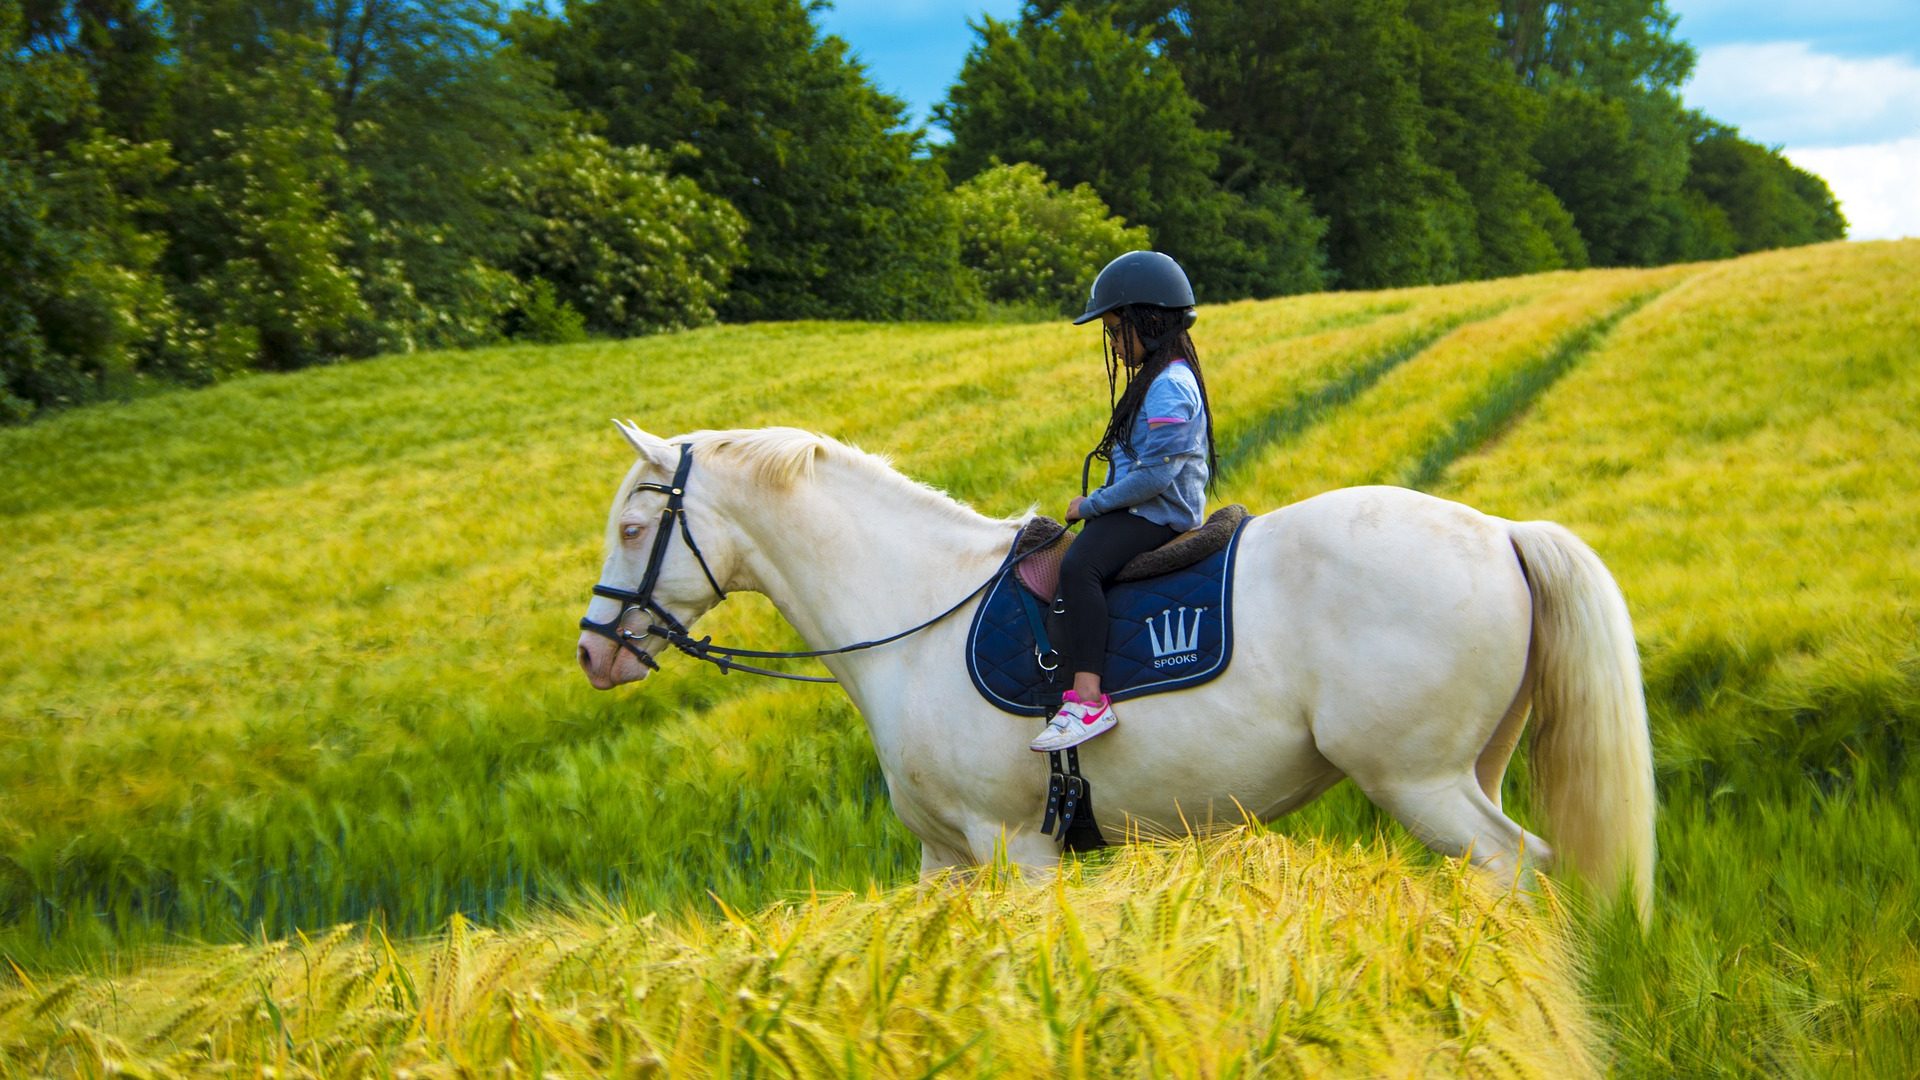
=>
[1032,250,1218,753]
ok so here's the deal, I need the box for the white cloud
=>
[1787,138,1920,240]
[1689,42,1920,147]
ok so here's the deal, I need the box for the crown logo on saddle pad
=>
[1147,606,1207,662]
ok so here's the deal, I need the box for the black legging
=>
[1057,511,1179,680]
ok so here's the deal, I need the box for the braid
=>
[1084,305,1219,495]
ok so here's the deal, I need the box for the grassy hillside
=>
[2,241,1916,1074]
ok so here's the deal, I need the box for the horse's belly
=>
[1067,687,1340,838]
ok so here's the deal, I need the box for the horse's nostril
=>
[578,644,592,670]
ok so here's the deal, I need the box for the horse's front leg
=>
[963,822,1064,879]
[919,840,972,880]
[919,828,1059,880]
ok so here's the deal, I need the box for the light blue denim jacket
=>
[1080,361,1209,531]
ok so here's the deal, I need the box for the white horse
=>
[576,425,1656,921]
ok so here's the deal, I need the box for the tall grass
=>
[1432,241,1920,1075]
[0,830,1596,1078]
[2,241,1917,1073]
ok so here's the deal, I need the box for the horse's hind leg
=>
[1476,670,1535,811]
[1359,775,1553,888]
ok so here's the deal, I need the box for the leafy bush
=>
[0,5,179,419]
[496,131,747,336]
[161,33,371,373]
[512,278,588,344]
[951,161,1149,314]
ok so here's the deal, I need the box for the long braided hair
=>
[1082,304,1219,496]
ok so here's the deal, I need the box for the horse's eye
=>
[622,524,642,540]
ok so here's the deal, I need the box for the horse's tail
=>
[1507,520,1656,924]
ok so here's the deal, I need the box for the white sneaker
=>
[1030,693,1117,752]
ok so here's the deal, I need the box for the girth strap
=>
[1014,582,1060,676]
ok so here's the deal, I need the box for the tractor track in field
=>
[1218,297,1528,478]
[1402,280,1681,491]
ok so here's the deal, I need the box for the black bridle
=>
[579,443,1025,684]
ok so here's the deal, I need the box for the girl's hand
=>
[1066,496,1089,523]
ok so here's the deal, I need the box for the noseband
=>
[578,443,742,675]
[581,443,1028,683]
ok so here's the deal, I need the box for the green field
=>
[2,241,1916,1075]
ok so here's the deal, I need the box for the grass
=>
[2,240,1917,1073]
[1433,242,1920,1076]
[0,830,1596,1078]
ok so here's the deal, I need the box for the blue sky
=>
[815,0,1920,239]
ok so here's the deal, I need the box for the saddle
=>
[1013,504,1251,600]
[967,507,1254,717]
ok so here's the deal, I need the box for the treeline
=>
[941,0,1846,293]
[2,0,1843,420]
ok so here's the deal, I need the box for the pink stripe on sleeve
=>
[1146,416,1188,424]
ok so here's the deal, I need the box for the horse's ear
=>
[612,419,674,467]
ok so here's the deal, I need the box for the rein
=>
[580,443,1026,684]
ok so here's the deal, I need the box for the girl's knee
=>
[1059,548,1101,580]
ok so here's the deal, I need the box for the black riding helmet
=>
[1073,250,1197,326]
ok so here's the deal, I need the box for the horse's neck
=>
[726,460,1013,651]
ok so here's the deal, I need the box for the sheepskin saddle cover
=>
[1014,504,1251,601]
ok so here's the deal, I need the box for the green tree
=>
[160,0,573,353]
[1496,0,1705,264]
[1531,84,1700,265]
[17,0,173,143]
[1112,0,1476,288]
[1498,0,1695,95]
[515,0,977,321]
[1408,0,1585,275]
[1,0,176,419]
[324,0,574,350]
[951,161,1151,314]
[1686,125,1846,254]
[496,131,748,336]
[160,27,369,372]
[936,6,1325,298]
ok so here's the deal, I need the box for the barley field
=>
[2,240,1916,1075]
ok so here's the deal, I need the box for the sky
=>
[814,0,1920,241]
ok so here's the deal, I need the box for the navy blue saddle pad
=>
[966,517,1252,716]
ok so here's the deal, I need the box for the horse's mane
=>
[680,427,1022,529]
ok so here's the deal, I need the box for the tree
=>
[936,6,1325,298]
[158,0,574,353]
[1408,0,1585,276]
[515,0,978,321]
[495,131,747,336]
[17,0,173,143]
[1,0,176,419]
[1532,84,1700,265]
[938,11,1219,245]
[1499,0,1695,95]
[951,161,1151,313]
[160,27,370,372]
[1686,125,1846,254]
[322,0,574,349]
[1497,0,1703,265]
[1119,0,1476,288]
